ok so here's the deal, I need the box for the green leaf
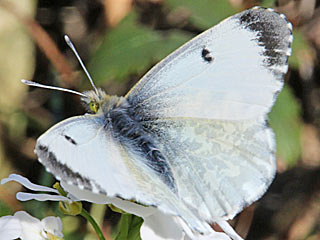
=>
[269,86,302,166]
[261,0,277,8]
[127,215,144,240]
[0,200,13,217]
[164,0,236,29]
[89,11,192,84]
[113,213,143,240]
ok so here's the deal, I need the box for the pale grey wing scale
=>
[126,7,292,121]
[35,114,213,233]
[144,117,276,221]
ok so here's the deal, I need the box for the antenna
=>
[21,79,88,98]
[64,35,99,95]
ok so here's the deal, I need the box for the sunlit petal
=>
[13,211,43,240]
[0,211,64,240]
[17,192,70,203]
[61,181,157,217]
[0,215,22,239]
[61,182,233,239]
[1,174,59,193]
[41,216,63,238]
[141,212,184,240]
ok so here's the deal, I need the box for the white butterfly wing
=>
[35,114,213,233]
[147,116,276,221]
[34,7,293,235]
[123,7,292,223]
[126,7,292,121]
[36,115,136,195]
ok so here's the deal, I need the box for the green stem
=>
[80,208,106,240]
[53,182,106,240]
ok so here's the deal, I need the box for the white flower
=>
[139,210,234,240]
[1,174,70,203]
[61,182,242,240]
[1,174,242,240]
[0,211,63,240]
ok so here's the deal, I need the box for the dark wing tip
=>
[235,7,293,79]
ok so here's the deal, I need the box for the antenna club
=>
[64,35,70,42]
[21,79,37,86]
[64,35,73,47]
[64,35,99,96]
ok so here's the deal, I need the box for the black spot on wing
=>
[237,7,292,78]
[64,135,77,145]
[201,48,213,62]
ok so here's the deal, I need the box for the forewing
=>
[126,7,292,120]
[35,114,138,196]
[35,114,214,234]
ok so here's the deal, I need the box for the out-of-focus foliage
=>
[0,0,35,111]
[290,30,313,69]
[0,0,36,180]
[164,0,236,29]
[269,86,302,166]
[89,12,192,84]
[0,0,319,239]
[0,200,12,217]
[261,0,277,8]
[61,216,83,240]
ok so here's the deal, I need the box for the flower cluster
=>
[0,211,63,240]
[0,174,242,240]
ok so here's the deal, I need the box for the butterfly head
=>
[81,89,121,114]
[81,88,110,113]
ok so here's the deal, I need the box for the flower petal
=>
[61,181,234,239]
[141,214,233,240]
[14,211,43,240]
[215,220,243,240]
[61,182,156,217]
[60,182,238,240]
[0,215,22,240]
[41,216,63,238]
[61,182,109,204]
[17,192,70,202]
[140,212,184,240]
[1,174,59,193]
[173,217,232,240]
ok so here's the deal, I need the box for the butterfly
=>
[25,6,293,236]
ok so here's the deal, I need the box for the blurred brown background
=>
[0,0,319,239]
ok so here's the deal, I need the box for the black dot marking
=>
[64,135,77,145]
[201,48,213,62]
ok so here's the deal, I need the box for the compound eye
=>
[89,102,99,113]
